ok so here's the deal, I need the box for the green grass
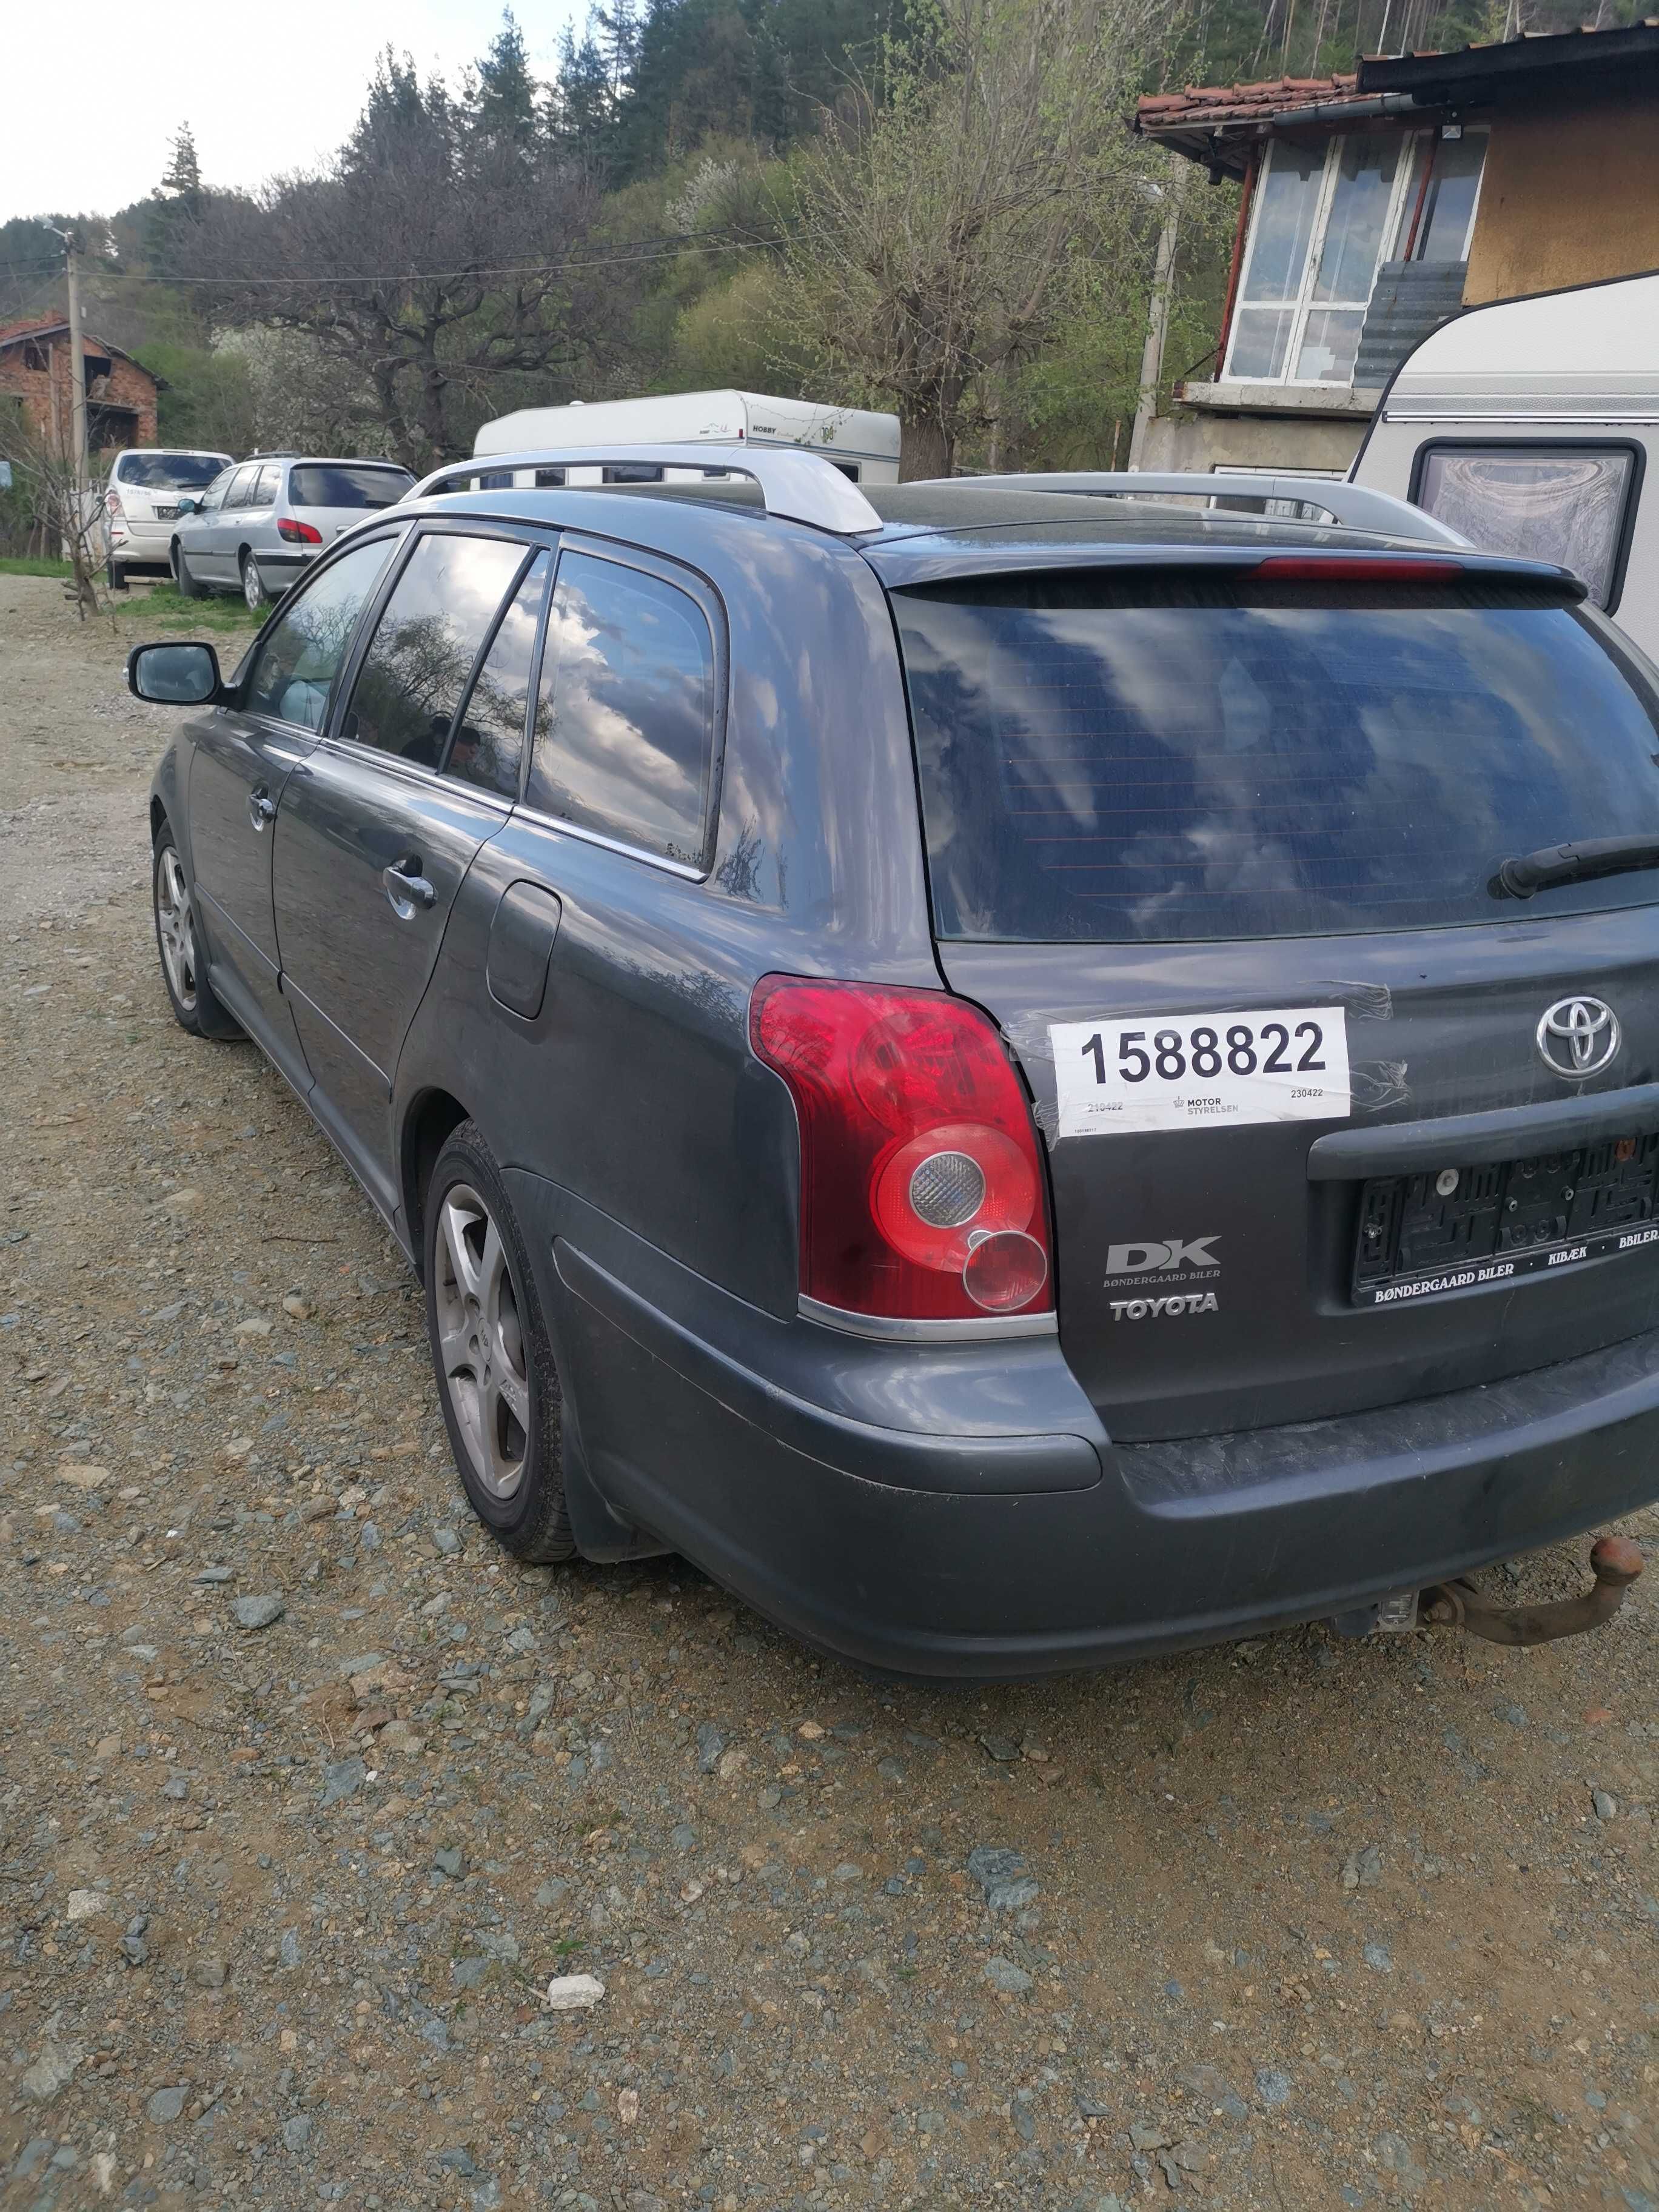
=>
[119,583,266,635]
[0,555,72,577]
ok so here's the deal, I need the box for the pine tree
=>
[159,124,203,216]
[472,10,539,152]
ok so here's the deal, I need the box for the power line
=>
[126,225,785,290]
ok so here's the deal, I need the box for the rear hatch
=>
[112,451,229,535]
[287,462,415,545]
[888,552,1659,1442]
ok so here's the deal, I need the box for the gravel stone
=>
[231,1594,284,1631]
[147,2086,187,2125]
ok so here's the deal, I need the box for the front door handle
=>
[383,857,436,918]
[248,786,276,830]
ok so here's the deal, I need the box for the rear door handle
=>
[248,786,276,830]
[383,857,436,917]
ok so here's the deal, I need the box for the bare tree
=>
[774,0,1180,477]
[0,404,107,619]
[171,53,634,469]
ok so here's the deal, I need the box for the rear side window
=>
[447,552,551,799]
[341,531,528,766]
[244,537,399,730]
[253,463,283,505]
[895,572,1659,943]
[1415,445,1637,609]
[224,464,260,511]
[527,549,716,865]
[291,464,414,509]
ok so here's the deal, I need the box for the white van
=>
[1351,270,1659,659]
[472,390,901,486]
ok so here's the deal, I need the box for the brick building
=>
[0,312,161,460]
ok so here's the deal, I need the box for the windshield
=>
[894,572,1659,942]
[117,452,229,490]
[290,464,414,510]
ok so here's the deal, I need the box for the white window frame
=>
[1224,130,1432,389]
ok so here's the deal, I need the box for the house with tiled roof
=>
[0,312,160,458]
[1131,17,1659,474]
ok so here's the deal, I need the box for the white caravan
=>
[472,390,901,486]
[1351,269,1659,659]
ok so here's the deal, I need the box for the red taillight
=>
[1252,555,1463,582]
[104,488,123,517]
[749,976,1053,1322]
[278,516,323,545]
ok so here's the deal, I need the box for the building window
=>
[1225,129,1484,387]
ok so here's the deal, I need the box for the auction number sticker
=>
[1049,1007,1350,1138]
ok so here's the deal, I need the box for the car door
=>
[270,525,549,1202]
[177,465,232,568]
[203,463,259,581]
[185,532,404,1081]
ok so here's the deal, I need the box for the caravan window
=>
[1414,445,1639,612]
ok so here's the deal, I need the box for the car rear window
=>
[116,452,227,489]
[290,464,414,509]
[894,571,1659,942]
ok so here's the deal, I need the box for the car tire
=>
[152,823,241,1039]
[173,543,205,600]
[241,554,268,614]
[107,557,128,594]
[424,1122,575,1563]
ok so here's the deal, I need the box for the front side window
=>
[527,549,716,864]
[244,536,400,730]
[198,468,234,513]
[340,531,529,766]
[896,571,1659,945]
[1415,446,1637,611]
[447,552,551,799]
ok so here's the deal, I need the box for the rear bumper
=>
[252,547,313,591]
[519,1183,1659,1678]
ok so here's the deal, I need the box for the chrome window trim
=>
[796,1292,1057,1342]
[509,800,705,880]
[315,730,516,815]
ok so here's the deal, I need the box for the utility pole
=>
[1128,184,1181,472]
[49,226,89,481]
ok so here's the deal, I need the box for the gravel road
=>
[2,571,1658,2212]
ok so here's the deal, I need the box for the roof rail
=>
[936,470,1471,548]
[407,441,883,537]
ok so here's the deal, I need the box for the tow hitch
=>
[1333,1537,1643,1645]
[1418,1536,1643,1647]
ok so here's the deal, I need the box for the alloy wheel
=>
[242,558,266,612]
[433,1182,531,1499]
[155,846,198,1014]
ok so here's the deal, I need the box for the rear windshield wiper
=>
[1493,836,1659,900]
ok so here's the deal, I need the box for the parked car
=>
[1352,269,1659,662]
[170,455,415,611]
[130,445,1659,1678]
[104,447,232,589]
[474,389,902,484]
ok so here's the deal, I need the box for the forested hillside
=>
[1,0,1649,476]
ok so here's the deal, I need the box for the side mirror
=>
[176,495,199,515]
[127,641,225,705]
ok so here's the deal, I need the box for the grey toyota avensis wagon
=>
[130,444,1659,1677]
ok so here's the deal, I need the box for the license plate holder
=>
[1352,1131,1659,1306]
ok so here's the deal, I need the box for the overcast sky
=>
[2,0,584,224]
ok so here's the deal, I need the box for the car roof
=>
[404,477,1410,555]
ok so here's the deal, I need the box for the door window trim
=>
[523,530,728,878]
[238,524,413,736]
[1407,436,1646,616]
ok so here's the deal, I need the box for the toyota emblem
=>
[1537,996,1620,1079]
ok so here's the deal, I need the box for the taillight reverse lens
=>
[104,489,123,517]
[749,976,1053,1321]
[277,516,323,545]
